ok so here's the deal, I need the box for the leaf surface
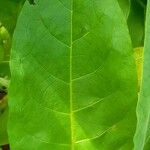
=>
[134,47,143,91]
[9,0,138,149]
[134,0,150,149]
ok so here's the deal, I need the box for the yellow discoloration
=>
[134,47,143,91]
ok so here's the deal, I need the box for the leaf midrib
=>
[70,1,74,150]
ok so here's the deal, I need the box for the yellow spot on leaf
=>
[134,47,143,91]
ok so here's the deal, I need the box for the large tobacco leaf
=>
[134,0,150,149]
[9,0,137,149]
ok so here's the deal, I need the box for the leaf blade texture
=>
[8,0,137,149]
[134,0,150,149]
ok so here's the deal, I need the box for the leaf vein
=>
[73,32,90,43]
[39,15,70,48]
[57,0,71,11]
[75,126,114,144]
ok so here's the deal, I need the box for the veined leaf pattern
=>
[8,0,137,149]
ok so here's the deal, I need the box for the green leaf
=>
[134,0,150,149]
[9,0,138,149]
[0,25,11,62]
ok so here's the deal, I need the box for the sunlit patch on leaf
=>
[134,47,143,91]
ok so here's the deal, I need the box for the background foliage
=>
[0,0,25,147]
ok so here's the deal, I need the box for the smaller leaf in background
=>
[0,2,13,146]
[0,23,4,63]
[0,24,11,61]
[0,26,10,40]
[0,0,25,64]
